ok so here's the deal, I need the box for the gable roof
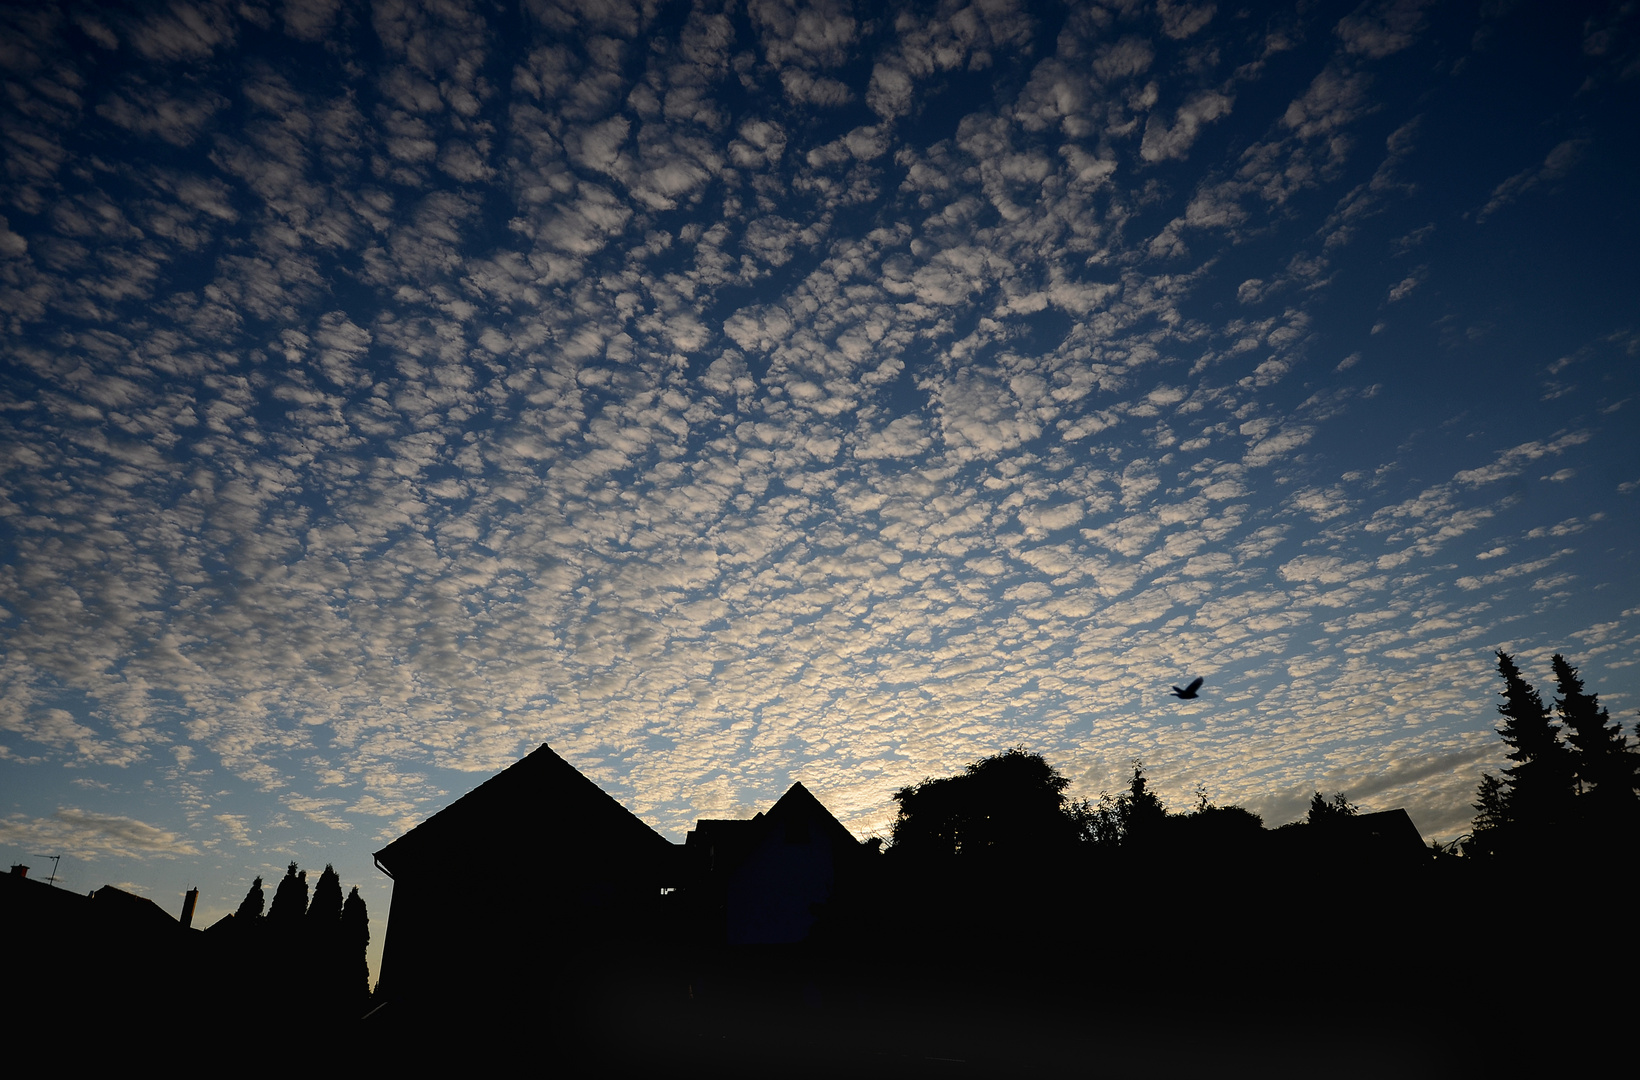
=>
[765,781,863,851]
[1269,806,1429,865]
[1347,807,1426,855]
[89,884,180,932]
[373,743,675,877]
[685,781,864,876]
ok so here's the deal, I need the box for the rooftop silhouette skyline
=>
[2,0,1637,999]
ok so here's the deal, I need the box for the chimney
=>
[9,864,27,879]
[180,887,199,929]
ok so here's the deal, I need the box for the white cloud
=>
[1141,91,1233,163]
[0,809,200,858]
[0,0,1629,882]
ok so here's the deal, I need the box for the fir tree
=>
[234,875,265,920]
[1551,654,1634,804]
[1490,650,1576,845]
[267,861,309,922]
[1467,773,1510,856]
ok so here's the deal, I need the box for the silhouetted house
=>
[685,782,877,945]
[89,883,185,934]
[1345,808,1428,863]
[1270,807,1430,871]
[372,744,681,1011]
[2,870,209,1038]
[2,862,92,935]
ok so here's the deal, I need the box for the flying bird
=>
[1170,677,1203,699]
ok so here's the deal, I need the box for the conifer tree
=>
[234,875,265,920]
[1551,654,1634,805]
[341,886,371,1008]
[306,863,345,1014]
[267,861,309,922]
[1490,651,1576,845]
[308,864,343,925]
[1467,774,1510,856]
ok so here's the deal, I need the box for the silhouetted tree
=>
[1468,773,1510,855]
[341,885,371,1009]
[1167,799,1264,859]
[234,875,265,920]
[302,863,346,1017]
[1184,802,1264,835]
[1306,791,1359,824]
[308,864,343,925]
[1114,762,1168,847]
[267,861,309,922]
[1487,650,1577,850]
[889,747,1080,859]
[1076,764,1262,852]
[1551,654,1636,810]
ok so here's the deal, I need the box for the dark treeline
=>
[208,862,373,1027]
[694,650,1639,1074]
[2,857,369,1053]
[12,652,1634,1071]
[355,650,1638,1073]
[1468,651,1639,857]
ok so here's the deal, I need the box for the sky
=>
[2,0,1638,983]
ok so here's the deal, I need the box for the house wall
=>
[724,818,838,945]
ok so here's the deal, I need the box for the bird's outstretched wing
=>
[1170,676,1203,698]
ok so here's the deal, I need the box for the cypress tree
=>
[267,861,309,922]
[341,886,371,1010]
[308,864,344,925]
[234,875,265,920]
[306,864,345,1017]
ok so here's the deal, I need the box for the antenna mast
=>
[30,853,63,886]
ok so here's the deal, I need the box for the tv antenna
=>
[30,854,62,886]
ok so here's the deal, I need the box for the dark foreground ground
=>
[8,852,1624,1076]
[359,925,1576,1079]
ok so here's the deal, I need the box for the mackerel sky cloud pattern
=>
[2,0,1638,962]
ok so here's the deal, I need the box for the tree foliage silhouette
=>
[1111,762,1168,847]
[234,875,265,920]
[308,864,343,925]
[1496,652,1572,846]
[1306,791,1359,824]
[1551,654,1637,813]
[890,747,1081,859]
[230,862,373,1022]
[1469,650,1638,855]
[1073,764,1263,854]
[1471,773,1509,842]
[341,885,371,1008]
[267,861,309,922]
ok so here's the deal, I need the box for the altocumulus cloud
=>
[0,0,1635,892]
[0,809,200,859]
